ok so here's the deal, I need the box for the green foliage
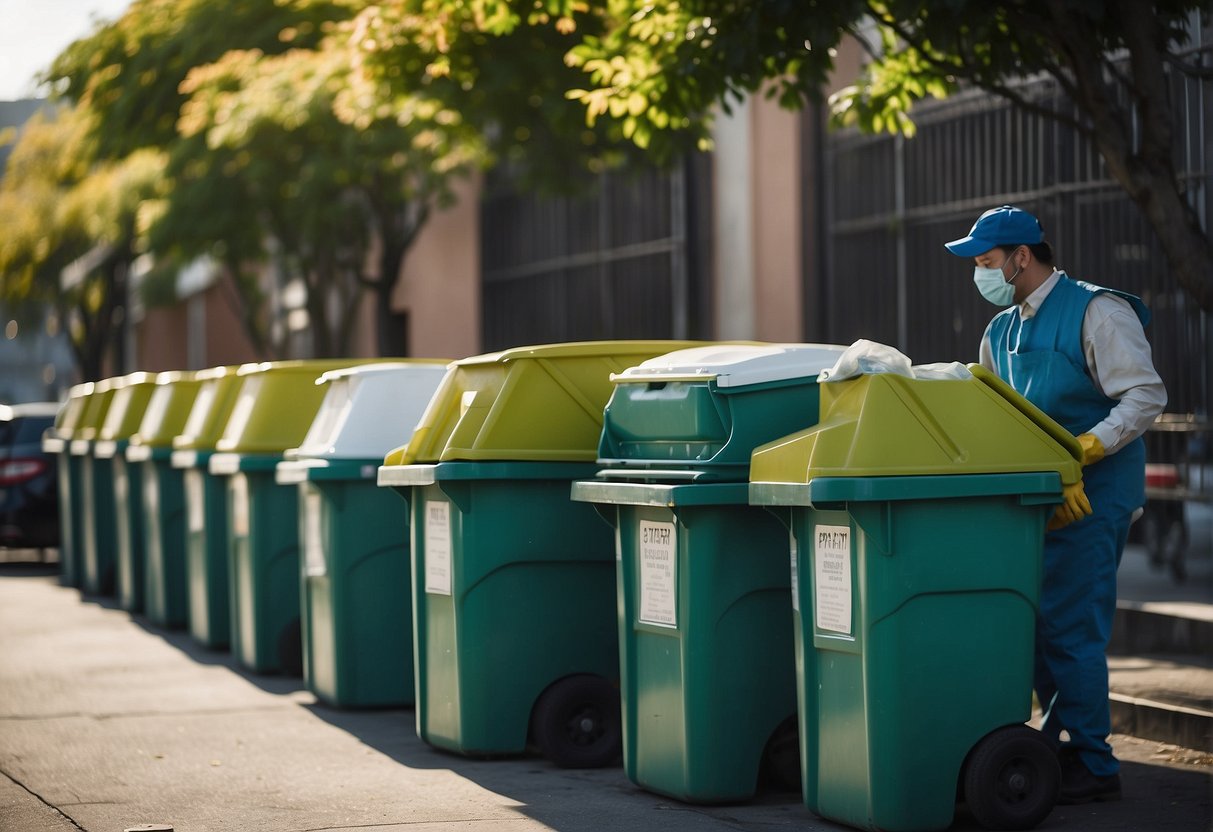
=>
[44,0,348,159]
[0,105,162,376]
[0,108,96,307]
[342,0,668,180]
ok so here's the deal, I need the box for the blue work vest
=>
[986,274,1149,518]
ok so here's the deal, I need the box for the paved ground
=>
[0,553,1209,832]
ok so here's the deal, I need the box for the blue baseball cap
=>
[945,205,1044,257]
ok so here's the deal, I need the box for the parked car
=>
[0,402,61,552]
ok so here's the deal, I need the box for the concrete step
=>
[1108,601,1213,752]
[1110,599,1213,655]
[1108,654,1213,752]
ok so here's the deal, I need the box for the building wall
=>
[135,304,190,371]
[750,94,804,342]
[392,174,482,361]
[134,275,265,371]
[711,89,819,343]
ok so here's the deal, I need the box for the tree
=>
[372,0,1211,313]
[0,107,165,381]
[43,0,368,359]
[339,0,661,183]
[564,0,1213,312]
[155,45,483,356]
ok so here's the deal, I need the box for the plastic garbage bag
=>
[818,340,914,382]
[911,362,973,381]
[818,341,973,382]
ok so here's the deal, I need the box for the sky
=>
[0,0,133,101]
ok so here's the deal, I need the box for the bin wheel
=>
[531,674,621,769]
[277,616,303,677]
[963,725,1060,831]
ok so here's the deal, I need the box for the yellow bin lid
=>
[53,382,95,439]
[388,341,704,464]
[98,372,159,442]
[215,359,377,455]
[173,366,243,452]
[74,377,121,442]
[130,371,202,448]
[750,364,1083,485]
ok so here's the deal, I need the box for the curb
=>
[1109,601,1213,656]
[1109,692,1213,753]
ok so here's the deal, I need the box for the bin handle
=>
[967,364,1083,462]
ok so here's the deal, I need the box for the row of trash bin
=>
[41,340,1086,832]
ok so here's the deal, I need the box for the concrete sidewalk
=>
[0,561,1209,832]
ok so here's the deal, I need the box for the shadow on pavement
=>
[299,700,1212,832]
[0,562,60,578]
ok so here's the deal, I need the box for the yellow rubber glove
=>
[1047,480,1094,531]
[1077,433,1105,466]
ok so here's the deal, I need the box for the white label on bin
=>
[814,524,852,635]
[186,470,204,532]
[424,501,452,596]
[230,473,249,538]
[304,490,326,577]
[790,533,799,613]
[637,520,677,628]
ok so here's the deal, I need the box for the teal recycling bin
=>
[43,383,93,588]
[127,371,201,628]
[378,341,699,767]
[67,381,117,593]
[749,365,1082,832]
[173,366,242,649]
[211,359,369,675]
[571,343,846,802]
[97,373,159,611]
[277,361,447,707]
[72,376,125,596]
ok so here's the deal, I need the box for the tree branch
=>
[872,12,1093,138]
[1164,50,1213,79]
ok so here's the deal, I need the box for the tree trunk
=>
[1051,0,1213,313]
[375,237,409,357]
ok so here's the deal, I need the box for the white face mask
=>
[973,250,1022,306]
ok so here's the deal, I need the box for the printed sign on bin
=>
[814,524,852,635]
[638,519,677,628]
[424,501,452,595]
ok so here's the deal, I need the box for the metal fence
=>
[479,156,712,351]
[818,36,1211,415]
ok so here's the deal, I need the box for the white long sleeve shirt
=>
[979,270,1168,455]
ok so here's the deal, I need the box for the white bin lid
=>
[611,343,849,389]
[292,362,448,459]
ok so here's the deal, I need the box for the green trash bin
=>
[95,373,159,610]
[378,341,699,767]
[748,364,1082,832]
[71,378,121,596]
[276,361,447,707]
[570,343,846,802]
[67,385,119,594]
[211,359,370,675]
[126,371,202,628]
[172,366,244,649]
[43,383,93,588]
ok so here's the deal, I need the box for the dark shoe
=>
[1058,761,1122,804]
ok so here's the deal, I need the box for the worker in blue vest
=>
[946,205,1167,804]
